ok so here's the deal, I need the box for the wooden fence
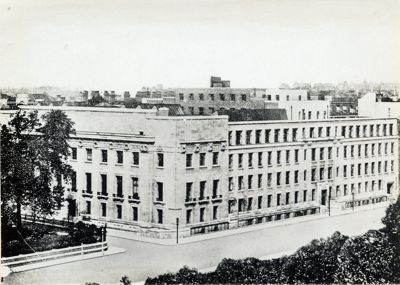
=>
[1,241,108,268]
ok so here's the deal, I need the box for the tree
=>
[1,109,75,231]
[381,198,400,282]
[281,231,348,284]
[88,94,105,106]
[334,230,395,284]
[120,275,132,285]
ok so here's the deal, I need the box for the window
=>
[258,152,263,167]
[212,152,219,166]
[157,153,164,167]
[213,205,218,220]
[199,93,204,101]
[258,174,262,188]
[199,107,204,115]
[285,192,290,204]
[238,176,244,190]
[132,177,139,195]
[292,128,298,142]
[267,195,272,207]
[238,153,243,168]
[328,147,332,159]
[312,189,316,201]
[283,129,289,142]
[343,165,347,178]
[248,175,253,189]
[277,193,281,206]
[344,146,347,159]
[179,93,184,100]
[277,150,281,165]
[257,196,263,209]
[311,148,316,161]
[200,207,205,222]
[294,170,299,184]
[200,181,206,198]
[358,145,362,157]
[391,142,394,154]
[188,107,194,115]
[320,147,324,161]
[186,153,193,168]
[320,167,324,180]
[371,144,375,156]
[247,197,253,211]
[265,130,271,143]
[71,171,76,191]
[101,203,106,217]
[189,93,194,100]
[229,177,233,191]
[132,152,139,166]
[295,149,299,163]
[241,94,247,101]
[255,130,261,144]
[248,153,253,168]
[230,94,236,101]
[186,209,192,224]
[101,150,108,163]
[285,171,290,185]
[276,172,281,186]
[267,151,272,166]
[117,151,123,164]
[246,130,252,144]
[303,190,307,202]
[157,209,163,224]
[326,127,331,137]
[236,130,242,145]
[212,180,219,197]
[86,201,91,215]
[101,174,107,195]
[199,153,206,167]
[157,182,163,201]
[219,93,225,101]
[209,93,214,101]
[71,147,77,160]
[311,168,316,181]
[132,207,138,221]
[304,170,307,181]
[294,191,299,203]
[274,129,280,142]
[186,182,193,200]
[351,145,354,158]
[286,150,290,164]
[267,173,272,187]
[116,176,123,196]
[116,205,122,219]
[86,173,92,192]
[86,148,92,161]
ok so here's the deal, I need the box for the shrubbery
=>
[1,221,102,257]
[145,198,400,284]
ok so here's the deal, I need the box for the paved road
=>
[4,206,386,285]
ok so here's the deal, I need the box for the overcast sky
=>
[1,0,399,91]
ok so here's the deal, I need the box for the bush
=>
[334,230,395,284]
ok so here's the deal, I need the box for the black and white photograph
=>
[1,0,400,284]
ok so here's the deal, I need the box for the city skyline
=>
[1,0,400,91]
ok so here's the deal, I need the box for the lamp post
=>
[328,187,331,216]
[168,207,182,245]
[351,190,355,211]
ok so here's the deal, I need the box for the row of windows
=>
[227,160,395,191]
[228,190,316,214]
[186,205,220,224]
[185,180,220,200]
[76,173,164,202]
[85,201,164,224]
[71,148,165,167]
[180,93,249,102]
[186,152,219,168]
[228,143,395,170]
[335,180,386,197]
[228,123,395,146]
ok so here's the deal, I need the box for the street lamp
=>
[351,190,355,211]
[168,207,182,245]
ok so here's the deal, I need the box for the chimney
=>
[158,107,169,116]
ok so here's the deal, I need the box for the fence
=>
[1,241,108,268]
[22,214,74,229]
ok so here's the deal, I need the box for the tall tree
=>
[1,109,75,231]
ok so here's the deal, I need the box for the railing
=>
[23,214,74,228]
[1,241,108,268]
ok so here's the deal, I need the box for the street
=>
[4,206,387,285]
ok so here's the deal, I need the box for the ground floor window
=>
[157,209,163,224]
[132,206,138,221]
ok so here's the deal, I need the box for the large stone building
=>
[2,105,397,239]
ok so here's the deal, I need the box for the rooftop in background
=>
[217,109,288,122]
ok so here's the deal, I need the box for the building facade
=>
[1,106,397,239]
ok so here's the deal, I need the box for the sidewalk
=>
[9,246,126,273]
[109,202,389,246]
